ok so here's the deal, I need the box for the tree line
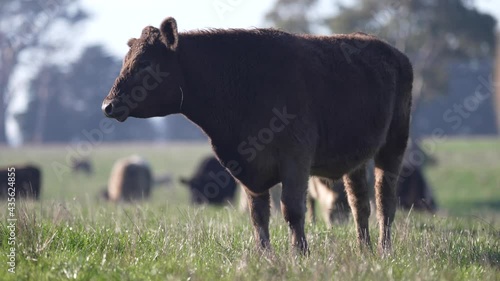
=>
[0,0,497,144]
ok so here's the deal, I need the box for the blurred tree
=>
[326,0,496,110]
[18,65,66,143]
[266,0,496,111]
[0,0,86,144]
[17,45,157,143]
[266,0,318,34]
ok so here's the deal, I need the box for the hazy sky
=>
[78,0,500,57]
[79,0,276,56]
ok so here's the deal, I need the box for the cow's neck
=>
[175,33,241,144]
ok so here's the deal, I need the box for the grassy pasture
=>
[0,139,499,280]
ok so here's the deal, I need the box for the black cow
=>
[71,158,93,175]
[0,165,42,200]
[180,156,237,205]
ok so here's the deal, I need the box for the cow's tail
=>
[382,50,413,157]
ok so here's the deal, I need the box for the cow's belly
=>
[212,144,281,194]
[230,162,281,195]
[311,132,383,180]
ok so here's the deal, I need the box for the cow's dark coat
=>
[102,17,413,254]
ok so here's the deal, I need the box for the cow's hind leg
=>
[245,188,272,251]
[374,127,409,254]
[343,164,372,249]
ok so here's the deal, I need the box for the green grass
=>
[423,138,500,215]
[1,139,499,280]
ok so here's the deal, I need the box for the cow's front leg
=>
[280,164,310,255]
[245,188,272,250]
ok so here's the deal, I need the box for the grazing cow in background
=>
[71,158,93,175]
[307,177,351,226]
[239,184,282,213]
[102,17,413,254]
[237,177,360,226]
[103,155,152,202]
[180,156,237,205]
[311,141,437,226]
[396,140,438,212]
[243,165,434,228]
[238,179,348,224]
[0,165,42,200]
[397,168,437,211]
[242,141,436,227]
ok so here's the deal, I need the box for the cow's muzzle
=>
[102,100,128,122]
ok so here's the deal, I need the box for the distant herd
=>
[2,145,436,254]
[0,165,41,200]
[2,141,436,212]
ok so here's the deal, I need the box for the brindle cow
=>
[239,184,282,214]
[102,17,413,254]
[309,165,437,227]
[103,155,152,202]
[307,177,352,225]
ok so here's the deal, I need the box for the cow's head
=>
[102,17,183,122]
[179,177,209,204]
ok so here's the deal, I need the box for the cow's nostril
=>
[104,102,113,116]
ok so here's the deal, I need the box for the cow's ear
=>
[127,38,137,47]
[160,17,179,51]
